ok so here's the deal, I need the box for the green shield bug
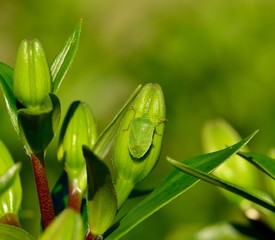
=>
[128,115,164,159]
[128,117,155,158]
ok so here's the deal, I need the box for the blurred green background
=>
[1,0,275,239]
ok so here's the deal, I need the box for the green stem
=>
[31,153,55,229]
[115,177,135,209]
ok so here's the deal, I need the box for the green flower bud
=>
[202,119,259,208]
[13,38,52,110]
[113,83,166,208]
[58,101,97,186]
[0,140,22,226]
[39,209,84,240]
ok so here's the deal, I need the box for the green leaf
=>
[0,223,35,240]
[39,209,83,240]
[93,84,142,159]
[201,119,260,208]
[167,157,275,212]
[17,94,61,155]
[51,20,82,93]
[128,188,153,198]
[238,152,275,180]
[0,140,22,217]
[0,163,21,195]
[106,131,257,240]
[83,146,117,237]
[0,62,18,134]
[202,119,258,188]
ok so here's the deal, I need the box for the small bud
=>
[58,101,97,186]
[113,83,166,208]
[0,140,22,226]
[13,38,52,110]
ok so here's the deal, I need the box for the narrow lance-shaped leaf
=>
[167,157,275,212]
[202,119,259,189]
[202,119,260,209]
[0,163,21,195]
[106,131,257,240]
[238,152,275,180]
[51,20,82,93]
[0,62,18,133]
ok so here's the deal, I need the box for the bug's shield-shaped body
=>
[128,117,155,158]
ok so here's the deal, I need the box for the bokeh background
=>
[1,0,275,239]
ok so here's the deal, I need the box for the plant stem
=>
[31,153,55,229]
[85,230,95,240]
[68,179,82,212]
[115,177,134,209]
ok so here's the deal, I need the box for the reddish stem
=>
[68,180,82,212]
[31,153,55,229]
[85,230,95,240]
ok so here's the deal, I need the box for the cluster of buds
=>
[1,36,167,237]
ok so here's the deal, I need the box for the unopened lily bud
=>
[202,119,259,208]
[113,83,166,208]
[0,140,22,226]
[13,38,52,110]
[58,101,97,187]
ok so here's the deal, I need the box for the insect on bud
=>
[13,38,52,110]
[113,83,166,208]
